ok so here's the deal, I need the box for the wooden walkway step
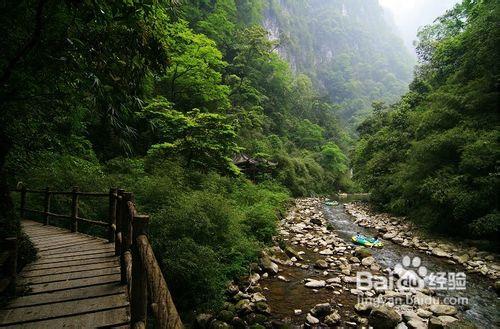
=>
[0,220,130,328]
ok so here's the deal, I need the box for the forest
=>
[354,0,499,241]
[0,0,498,323]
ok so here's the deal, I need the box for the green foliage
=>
[2,0,360,315]
[145,102,241,174]
[354,0,500,239]
[264,0,415,129]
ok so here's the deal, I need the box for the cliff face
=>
[262,0,414,127]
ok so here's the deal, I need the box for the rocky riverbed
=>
[345,203,500,283]
[194,198,499,328]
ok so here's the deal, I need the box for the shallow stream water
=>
[325,199,499,328]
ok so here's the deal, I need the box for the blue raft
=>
[351,234,383,248]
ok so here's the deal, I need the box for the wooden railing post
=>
[20,186,26,219]
[131,215,149,326]
[5,237,18,295]
[116,189,125,257]
[120,192,133,285]
[71,186,79,232]
[108,188,117,243]
[43,187,51,225]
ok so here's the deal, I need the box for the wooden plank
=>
[22,231,68,239]
[42,248,115,259]
[37,240,109,252]
[25,273,121,294]
[0,306,129,328]
[30,237,95,248]
[32,237,104,250]
[21,260,119,278]
[38,244,114,257]
[25,256,117,271]
[29,232,90,241]
[5,283,125,309]
[0,293,128,325]
[19,267,120,285]
[30,251,115,265]
[23,225,67,233]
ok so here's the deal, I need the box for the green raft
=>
[324,200,338,206]
[351,235,383,248]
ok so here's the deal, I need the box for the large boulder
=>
[432,248,448,258]
[259,253,279,275]
[361,256,376,266]
[437,315,459,326]
[354,302,372,315]
[354,247,372,259]
[429,304,458,316]
[416,308,432,318]
[368,305,402,329]
[235,299,253,315]
[284,246,303,260]
[315,259,329,269]
[254,301,271,315]
[310,303,331,317]
[324,310,341,326]
[407,318,426,329]
[217,310,235,323]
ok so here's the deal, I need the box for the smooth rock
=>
[429,304,457,316]
[251,292,266,303]
[305,279,326,288]
[306,313,320,325]
[285,245,304,260]
[315,259,329,269]
[319,248,334,255]
[354,302,372,315]
[235,299,252,315]
[361,256,375,266]
[324,310,341,326]
[428,317,444,329]
[396,323,409,329]
[354,247,372,259]
[407,318,426,329]
[437,315,458,326]
[432,248,448,258]
[260,253,279,275]
[368,305,402,329]
[311,302,331,316]
[249,273,260,285]
[416,308,432,318]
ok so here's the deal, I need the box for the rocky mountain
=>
[262,0,415,128]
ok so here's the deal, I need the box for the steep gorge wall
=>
[262,0,415,128]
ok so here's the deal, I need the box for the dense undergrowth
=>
[353,0,499,242]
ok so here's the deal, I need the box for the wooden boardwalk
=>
[0,220,130,328]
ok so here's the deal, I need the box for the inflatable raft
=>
[351,235,383,248]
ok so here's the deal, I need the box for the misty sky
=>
[379,0,459,55]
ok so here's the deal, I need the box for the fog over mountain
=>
[379,0,460,55]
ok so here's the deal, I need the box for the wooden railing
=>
[11,185,183,328]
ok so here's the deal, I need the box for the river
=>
[324,201,500,328]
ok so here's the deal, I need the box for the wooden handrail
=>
[11,185,183,327]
